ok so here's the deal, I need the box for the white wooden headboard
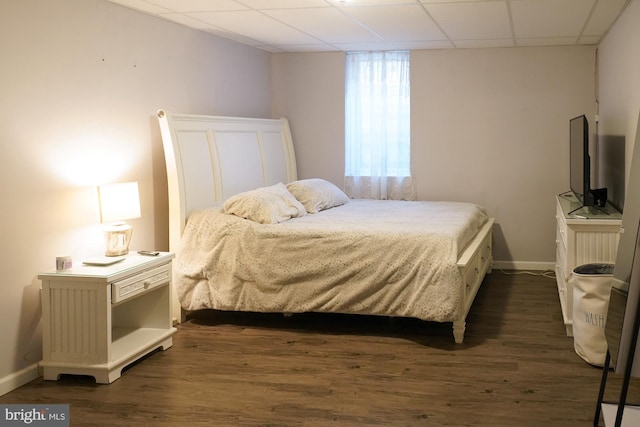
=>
[157,110,298,255]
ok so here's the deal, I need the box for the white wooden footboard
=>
[453,218,495,343]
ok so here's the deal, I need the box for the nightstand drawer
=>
[112,264,170,304]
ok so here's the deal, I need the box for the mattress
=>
[175,199,489,322]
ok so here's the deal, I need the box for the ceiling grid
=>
[106,0,632,52]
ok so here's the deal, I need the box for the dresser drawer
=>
[556,242,568,282]
[111,264,171,304]
[556,204,568,249]
[462,252,480,294]
[556,219,567,251]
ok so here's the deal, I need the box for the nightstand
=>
[38,252,176,383]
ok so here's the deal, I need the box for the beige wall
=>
[0,0,271,392]
[272,46,597,266]
[271,52,346,185]
[597,0,640,181]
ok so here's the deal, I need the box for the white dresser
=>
[555,194,622,336]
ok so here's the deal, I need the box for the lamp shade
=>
[98,182,141,224]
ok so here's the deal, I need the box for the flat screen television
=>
[570,114,595,207]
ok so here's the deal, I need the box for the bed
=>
[157,110,495,343]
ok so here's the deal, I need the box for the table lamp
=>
[98,182,141,256]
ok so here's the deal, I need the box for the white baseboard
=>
[492,260,556,271]
[0,363,40,397]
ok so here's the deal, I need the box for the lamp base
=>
[103,222,133,257]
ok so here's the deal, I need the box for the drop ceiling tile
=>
[516,37,578,47]
[107,0,172,14]
[583,0,629,36]
[237,0,330,9]
[396,40,455,50]
[157,12,224,32]
[454,38,514,49]
[264,7,382,44]
[424,1,512,40]
[255,45,287,53]
[420,0,488,3]
[340,0,422,5]
[187,10,322,45]
[273,43,342,52]
[166,16,269,47]
[146,0,247,12]
[332,41,402,51]
[346,4,447,41]
[510,0,596,38]
[282,43,339,52]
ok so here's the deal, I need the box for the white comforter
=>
[176,200,488,322]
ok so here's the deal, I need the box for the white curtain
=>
[344,51,415,200]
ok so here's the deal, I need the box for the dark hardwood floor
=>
[2,270,639,426]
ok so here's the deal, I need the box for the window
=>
[344,51,414,200]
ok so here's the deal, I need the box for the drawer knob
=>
[144,280,152,289]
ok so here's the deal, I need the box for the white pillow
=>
[287,178,350,214]
[223,183,307,224]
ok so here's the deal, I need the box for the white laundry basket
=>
[572,263,615,367]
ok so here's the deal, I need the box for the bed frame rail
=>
[454,218,495,343]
